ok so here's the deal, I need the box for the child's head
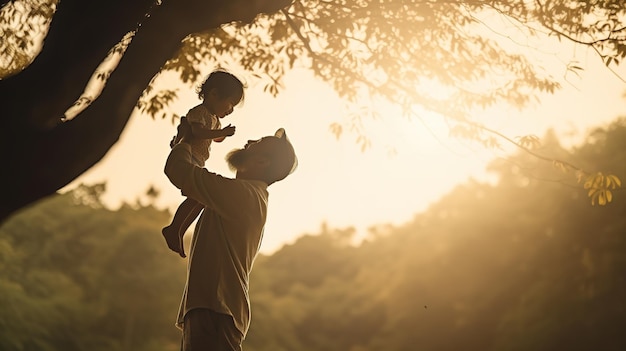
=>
[197,70,245,118]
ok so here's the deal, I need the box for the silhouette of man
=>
[165,119,297,350]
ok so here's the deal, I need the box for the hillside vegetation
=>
[2,119,625,351]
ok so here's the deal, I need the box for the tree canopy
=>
[1,0,624,223]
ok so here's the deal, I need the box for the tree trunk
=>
[0,0,291,224]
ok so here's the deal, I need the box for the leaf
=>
[329,123,343,140]
[552,160,568,173]
[598,192,606,206]
[516,134,541,149]
[582,172,619,206]
[583,176,594,189]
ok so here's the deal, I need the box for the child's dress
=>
[185,104,221,166]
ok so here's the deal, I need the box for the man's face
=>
[226,137,277,172]
[226,147,248,172]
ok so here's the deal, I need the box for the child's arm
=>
[190,123,236,141]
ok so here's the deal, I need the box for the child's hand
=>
[213,124,234,143]
[221,124,236,137]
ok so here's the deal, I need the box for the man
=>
[164,122,297,351]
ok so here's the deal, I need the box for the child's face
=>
[207,90,240,118]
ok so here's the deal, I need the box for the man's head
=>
[227,128,297,185]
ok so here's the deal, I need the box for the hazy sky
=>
[64,53,625,254]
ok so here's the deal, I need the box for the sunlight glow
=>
[66,56,624,254]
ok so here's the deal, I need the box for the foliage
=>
[157,0,624,202]
[158,0,625,126]
[583,172,621,205]
[0,118,624,350]
[523,0,626,68]
[0,0,624,219]
[0,185,185,351]
[474,122,623,205]
[0,0,57,78]
[244,117,626,351]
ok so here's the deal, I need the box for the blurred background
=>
[2,0,626,350]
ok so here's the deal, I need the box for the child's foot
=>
[162,226,186,258]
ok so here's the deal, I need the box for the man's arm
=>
[164,142,247,219]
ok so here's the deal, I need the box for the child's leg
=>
[176,200,204,257]
[162,197,198,257]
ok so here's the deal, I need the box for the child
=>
[162,69,245,258]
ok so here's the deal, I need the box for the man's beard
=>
[226,148,247,172]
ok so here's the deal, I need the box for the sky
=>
[64,47,626,255]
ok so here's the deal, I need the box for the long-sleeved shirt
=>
[165,142,269,336]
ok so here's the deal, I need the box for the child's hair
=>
[197,69,245,105]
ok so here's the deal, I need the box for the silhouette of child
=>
[162,69,245,257]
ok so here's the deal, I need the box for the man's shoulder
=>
[240,179,269,199]
[200,174,268,209]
